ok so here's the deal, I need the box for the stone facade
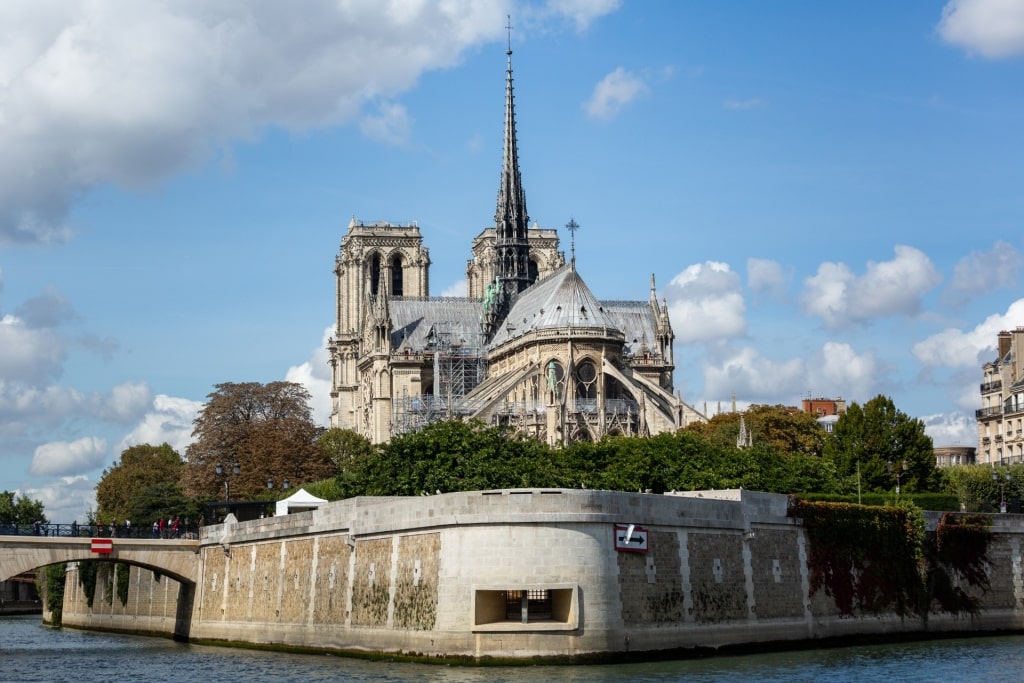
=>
[978,327,1024,465]
[58,489,1024,660]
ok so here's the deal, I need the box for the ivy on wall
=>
[790,499,995,620]
[78,561,99,608]
[116,563,131,606]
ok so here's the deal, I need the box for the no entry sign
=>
[91,538,113,554]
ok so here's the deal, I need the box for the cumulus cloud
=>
[702,346,805,402]
[800,246,941,328]
[937,0,1024,58]
[810,342,884,401]
[30,435,107,476]
[14,286,76,328]
[944,240,1021,305]
[0,314,66,385]
[584,67,649,121]
[24,475,95,524]
[284,326,335,426]
[747,258,787,299]
[921,411,978,447]
[913,298,1024,367]
[116,394,202,456]
[664,261,746,343]
[0,1,519,244]
[359,102,412,146]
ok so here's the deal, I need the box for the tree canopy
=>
[95,443,198,526]
[823,394,936,494]
[0,490,46,525]
[181,381,334,499]
[684,404,825,456]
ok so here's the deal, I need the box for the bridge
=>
[0,534,202,639]
[0,535,200,585]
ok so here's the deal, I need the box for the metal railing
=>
[976,406,1002,419]
[0,522,199,539]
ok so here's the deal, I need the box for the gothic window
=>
[545,360,565,403]
[390,253,404,296]
[575,360,597,412]
[528,258,539,284]
[369,254,382,296]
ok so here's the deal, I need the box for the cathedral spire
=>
[493,14,530,297]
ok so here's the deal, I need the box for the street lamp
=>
[887,459,908,495]
[266,478,291,491]
[993,471,1011,513]
[215,461,240,499]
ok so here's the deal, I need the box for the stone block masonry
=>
[60,489,1024,660]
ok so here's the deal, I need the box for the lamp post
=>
[887,459,908,495]
[992,471,1011,513]
[266,478,291,491]
[215,461,240,500]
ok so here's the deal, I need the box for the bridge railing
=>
[0,523,200,540]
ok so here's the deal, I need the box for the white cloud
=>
[440,279,468,297]
[800,246,941,328]
[0,314,66,385]
[702,346,805,402]
[747,258,787,299]
[359,102,412,146]
[284,326,335,426]
[526,0,622,32]
[913,298,1024,367]
[921,411,977,447]
[664,261,746,343]
[945,240,1022,304]
[938,0,1024,58]
[30,436,107,476]
[25,475,95,524]
[116,394,201,456]
[584,67,649,121]
[810,342,883,402]
[0,1,517,244]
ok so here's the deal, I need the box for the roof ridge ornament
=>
[566,217,579,270]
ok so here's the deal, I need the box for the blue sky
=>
[2,1,1023,521]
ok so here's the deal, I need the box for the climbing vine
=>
[790,498,923,617]
[790,499,995,620]
[38,564,66,623]
[116,563,131,606]
[927,512,993,615]
[78,561,99,608]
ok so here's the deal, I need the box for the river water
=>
[3,615,1024,683]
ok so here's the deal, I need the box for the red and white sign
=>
[614,524,649,553]
[91,538,113,554]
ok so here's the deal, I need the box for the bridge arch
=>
[0,537,198,585]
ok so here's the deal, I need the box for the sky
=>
[2,0,1023,522]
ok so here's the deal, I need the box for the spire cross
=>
[566,218,579,266]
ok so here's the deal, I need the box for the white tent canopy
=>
[275,488,327,516]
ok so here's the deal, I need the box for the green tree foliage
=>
[319,428,376,496]
[684,404,825,456]
[337,420,839,497]
[95,443,190,525]
[823,395,936,494]
[182,382,335,499]
[342,420,564,497]
[0,490,46,525]
[940,463,1023,512]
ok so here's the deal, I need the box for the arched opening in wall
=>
[369,254,382,296]
[575,360,598,413]
[390,254,404,296]
[545,360,565,404]
[528,258,539,284]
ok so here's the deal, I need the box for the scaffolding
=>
[392,321,487,436]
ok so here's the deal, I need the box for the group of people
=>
[150,516,185,538]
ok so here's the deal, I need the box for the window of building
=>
[390,254,404,296]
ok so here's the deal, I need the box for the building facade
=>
[327,44,705,445]
[978,328,1024,465]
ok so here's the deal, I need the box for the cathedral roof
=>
[487,263,624,349]
[389,297,482,352]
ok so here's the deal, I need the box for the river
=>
[3,615,1024,682]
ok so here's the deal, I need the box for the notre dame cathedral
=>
[328,40,706,445]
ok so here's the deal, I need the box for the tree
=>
[0,490,46,525]
[182,382,334,499]
[95,443,187,524]
[823,395,936,494]
[683,405,825,456]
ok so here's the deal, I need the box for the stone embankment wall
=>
[63,561,181,636]
[61,489,1024,660]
